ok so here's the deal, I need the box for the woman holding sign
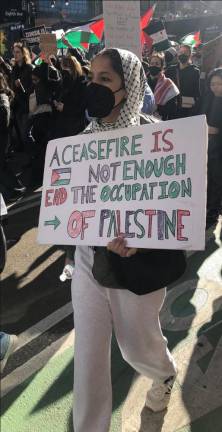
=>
[72,48,186,432]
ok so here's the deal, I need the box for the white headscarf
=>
[86,48,147,133]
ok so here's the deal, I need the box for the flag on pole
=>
[180,31,202,48]
[143,19,170,51]
[140,4,156,30]
[140,4,156,48]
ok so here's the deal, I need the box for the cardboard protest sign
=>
[39,33,57,57]
[103,0,141,58]
[23,25,46,46]
[38,116,207,250]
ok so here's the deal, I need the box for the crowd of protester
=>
[0,37,222,431]
[0,39,221,226]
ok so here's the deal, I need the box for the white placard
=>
[0,194,7,216]
[38,116,207,250]
[103,0,141,58]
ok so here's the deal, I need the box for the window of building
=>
[38,0,88,15]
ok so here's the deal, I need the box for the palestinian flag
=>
[51,168,71,186]
[143,19,170,52]
[57,23,102,50]
[90,19,104,41]
[141,4,156,47]
[141,4,156,31]
[180,31,202,48]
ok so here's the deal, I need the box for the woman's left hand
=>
[107,237,137,258]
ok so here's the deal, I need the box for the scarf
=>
[85,48,147,133]
[154,73,179,106]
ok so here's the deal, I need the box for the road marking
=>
[15,302,73,352]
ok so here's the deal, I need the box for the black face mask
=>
[83,82,124,119]
[149,66,161,76]
[178,54,189,64]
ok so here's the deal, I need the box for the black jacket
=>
[11,62,34,113]
[60,74,86,116]
[165,64,200,98]
[54,74,87,138]
[0,92,10,133]
[33,63,62,107]
[165,64,200,115]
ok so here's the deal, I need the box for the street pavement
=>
[1,191,222,432]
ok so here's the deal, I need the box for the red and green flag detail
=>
[56,7,158,51]
[89,19,104,41]
[180,31,202,48]
[141,3,156,47]
[51,168,71,186]
[57,22,102,50]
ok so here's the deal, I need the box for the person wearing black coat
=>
[27,60,62,186]
[53,55,87,138]
[0,73,25,200]
[11,43,34,151]
[165,44,200,118]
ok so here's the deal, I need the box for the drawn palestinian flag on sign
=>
[51,168,71,186]
[143,20,170,52]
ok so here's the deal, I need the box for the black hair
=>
[207,67,222,87]
[180,44,192,56]
[95,48,125,88]
[150,51,165,68]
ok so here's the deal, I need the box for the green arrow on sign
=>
[44,216,61,230]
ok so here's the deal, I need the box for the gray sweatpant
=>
[71,246,176,432]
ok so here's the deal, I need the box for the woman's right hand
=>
[107,237,137,258]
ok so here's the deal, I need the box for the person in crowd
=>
[0,73,26,201]
[140,59,155,115]
[147,52,179,120]
[27,58,61,186]
[142,59,150,78]
[164,46,178,70]
[165,44,200,118]
[11,43,33,152]
[53,56,87,138]
[0,56,12,84]
[70,47,186,432]
[201,68,222,226]
[192,44,206,95]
